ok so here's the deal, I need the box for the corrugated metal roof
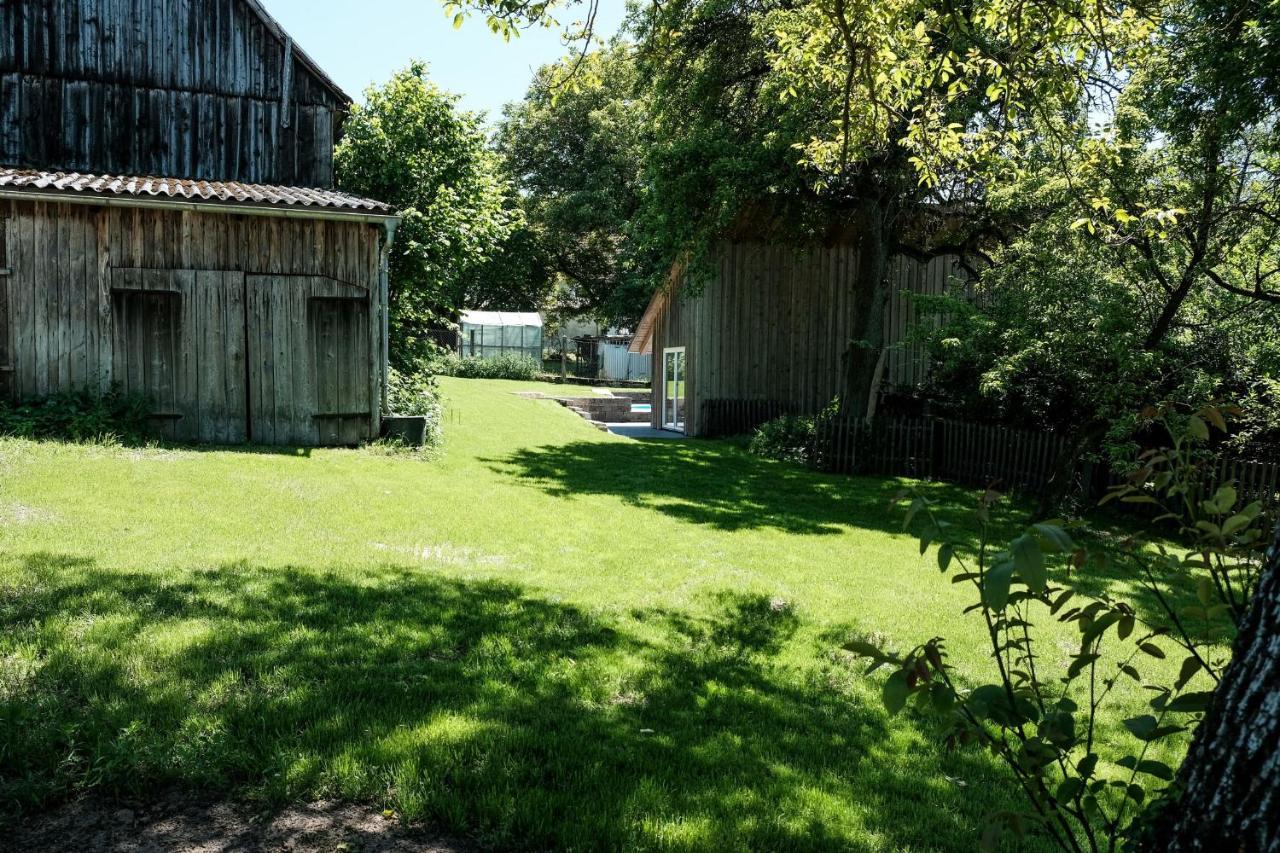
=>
[0,168,394,216]
[460,310,544,327]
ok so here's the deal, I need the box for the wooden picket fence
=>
[703,400,1280,510]
[809,414,1280,509]
[811,415,1072,494]
[1206,458,1280,511]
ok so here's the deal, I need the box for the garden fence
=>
[803,411,1279,512]
[811,414,1073,494]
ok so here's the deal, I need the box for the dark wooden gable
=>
[0,0,349,187]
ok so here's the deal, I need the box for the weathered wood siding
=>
[651,240,959,435]
[0,0,345,186]
[1,198,383,444]
[0,202,9,398]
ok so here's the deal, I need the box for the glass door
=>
[662,347,685,431]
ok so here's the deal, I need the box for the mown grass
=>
[0,378,1189,850]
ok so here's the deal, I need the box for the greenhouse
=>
[458,311,544,361]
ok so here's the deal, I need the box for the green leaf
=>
[1139,642,1166,659]
[1123,715,1157,740]
[937,543,954,573]
[983,559,1015,611]
[453,11,465,28]
[1068,652,1100,679]
[1117,614,1135,641]
[1081,612,1121,647]
[1165,690,1215,713]
[1187,415,1210,442]
[1176,655,1202,690]
[1032,522,1074,552]
[1222,511,1251,536]
[1196,577,1215,606]
[882,670,910,715]
[1123,715,1184,741]
[1138,760,1174,781]
[1012,535,1046,593]
[1211,484,1238,513]
[1057,777,1084,802]
[1116,755,1174,780]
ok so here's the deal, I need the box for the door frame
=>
[661,346,686,433]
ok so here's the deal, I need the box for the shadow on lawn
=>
[489,437,1217,644]
[0,554,1028,851]
[487,438,987,538]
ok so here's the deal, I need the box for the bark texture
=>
[1148,523,1280,851]
[844,198,892,420]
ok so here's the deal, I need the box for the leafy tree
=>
[903,0,1280,512]
[335,62,520,368]
[447,0,1158,418]
[495,45,658,327]
[855,406,1274,850]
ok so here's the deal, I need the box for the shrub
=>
[386,366,444,448]
[444,352,541,380]
[850,405,1272,851]
[0,386,153,444]
[748,415,816,464]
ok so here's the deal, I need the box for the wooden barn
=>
[630,238,959,436]
[0,0,398,445]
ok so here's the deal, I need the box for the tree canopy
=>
[335,62,522,367]
[495,45,658,327]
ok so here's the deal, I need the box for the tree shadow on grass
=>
[486,438,989,539]
[0,554,1041,851]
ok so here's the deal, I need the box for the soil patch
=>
[14,793,469,852]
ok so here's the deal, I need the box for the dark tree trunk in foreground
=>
[844,197,894,421]
[1147,524,1280,851]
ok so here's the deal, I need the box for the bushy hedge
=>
[386,366,445,448]
[748,415,817,464]
[0,386,154,444]
[443,353,541,380]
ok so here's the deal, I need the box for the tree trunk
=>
[844,197,893,420]
[1145,523,1280,851]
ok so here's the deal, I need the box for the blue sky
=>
[266,0,628,122]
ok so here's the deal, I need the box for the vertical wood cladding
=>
[3,199,384,445]
[651,241,959,436]
[0,205,9,398]
[0,0,346,186]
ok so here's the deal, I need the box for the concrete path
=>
[605,424,686,440]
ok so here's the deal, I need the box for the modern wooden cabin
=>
[0,0,397,445]
[630,239,959,436]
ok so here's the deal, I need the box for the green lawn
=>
[0,378,1184,850]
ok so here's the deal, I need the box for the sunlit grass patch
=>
[0,378,1187,850]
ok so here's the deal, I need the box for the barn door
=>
[112,271,371,446]
[111,269,248,443]
[245,275,373,446]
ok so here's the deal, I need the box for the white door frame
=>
[661,346,686,432]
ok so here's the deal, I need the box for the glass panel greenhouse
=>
[458,311,544,361]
